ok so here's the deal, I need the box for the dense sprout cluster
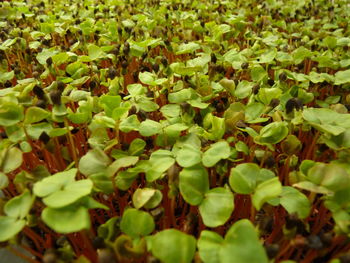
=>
[1,0,350,262]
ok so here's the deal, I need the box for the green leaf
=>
[179,164,209,205]
[128,138,146,156]
[88,44,106,60]
[176,42,200,55]
[150,229,197,263]
[0,172,9,189]
[139,119,162,136]
[168,89,194,103]
[42,206,90,234]
[42,179,93,208]
[107,156,139,177]
[251,66,267,82]
[220,219,268,263]
[176,144,202,168]
[252,177,282,210]
[202,141,231,167]
[4,190,34,219]
[307,163,350,192]
[199,187,234,227]
[146,150,175,182]
[119,115,140,132]
[33,168,77,197]
[1,147,23,173]
[24,107,50,124]
[198,230,224,263]
[229,163,260,194]
[234,81,254,99]
[0,71,14,83]
[255,122,288,145]
[0,102,24,126]
[280,187,310,219]
[79,149,111,176]
[120,208,155,238]
[303,108,350,136]
[0,217,25,242]
[132,188,162,209]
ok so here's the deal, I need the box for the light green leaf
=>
[179,164,209,205]
[42,206,90,234]
[252,177,282,210]
[199,187,234,227]
[202,141,231,167]
[120,208,155,238]
[150,229,197,263]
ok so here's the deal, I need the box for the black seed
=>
[39,131,50,144]
[267,79,275,86]
[50,90,62,105]
[0,131,7,139]
[269,98,280,108]
[71,128,79,134]
[36,99,46,109]
[180,102,191,112]
[319,232,332,246]
[4,80,12,88]
[46,57,53,66]
[241,62,249,69]
[108,67,117,79]
[138,110,148,121]
[152,63,160,72]
[146,90,154,98]
[211,53,217,64]
[161,56,168,67]
[121,60,128,69]
[279,72,287,81]
[286,98,298,110]
[265,244,279,259]
[264,155,275,168]
[33,85,45,99]
[121,142,129,151]
[92,236,106,249]
[252,84,260,94]
[89,80,97,90]
[307,235,323,250]
[56,81,64,92]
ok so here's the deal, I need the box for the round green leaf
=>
[150,229,197,263]
[24,106,50,124]
[33,168,77,197]
[132,188,156,209]
[280,187,311,219]
[198,230,224,263]
[0,172,8,189]
[42,206,90,234]
[42,179,93,208]
[0,102,24,126]
[0,217,25,242]
[1,147,23,173]
[120,208,155,238]
[252,177,282,210]
[139,119,162,137]
[79,149,111,176]
[179,164,209,205]
[220,219,268,263]
[255,121,288,145]
[202,141,231,167]
[229,163,260,194]
[176,145,202,168]
[4,190,34,219]
[199,187,234,228]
